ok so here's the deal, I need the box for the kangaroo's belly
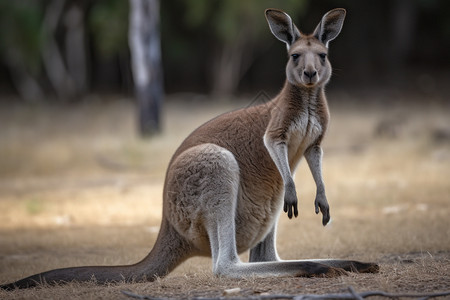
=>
[229,133,285,253]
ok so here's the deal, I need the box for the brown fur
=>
[1,8,379,291]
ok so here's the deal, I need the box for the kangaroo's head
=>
[265,8,346,88]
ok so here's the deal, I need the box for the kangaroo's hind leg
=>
[182,144,347,278]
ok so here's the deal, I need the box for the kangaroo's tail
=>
[1,219,193,290]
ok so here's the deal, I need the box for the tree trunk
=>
[6,59,45,102]
[211,29,250,97]
[65,3,88,95]
[129,0,163,136]
[390,0,417,65]
[41,0,76,100]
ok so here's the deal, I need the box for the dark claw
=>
[321,207,330,226]
[322,213,330,226]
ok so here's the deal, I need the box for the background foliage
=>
[0,0,449,100]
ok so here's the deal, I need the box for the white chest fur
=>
[287,111,323,170]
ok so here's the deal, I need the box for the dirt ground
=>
[0,91,449,299]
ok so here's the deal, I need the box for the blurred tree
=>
[129,0,163,136]
[89,0,128,59]
[65,2,87,94]
[88,0,130,92]
[0,0,45,101]
[0,0,88,100]
[41,0,76,100]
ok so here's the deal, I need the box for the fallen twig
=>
[121,287,450,300]
[122,290,164,300]
[348,286,364,300]
[294,288,450,300]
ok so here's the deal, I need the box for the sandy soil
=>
[0,92,449,299]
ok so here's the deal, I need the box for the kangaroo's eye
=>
[319,53,327,60]
[291,54,300,60]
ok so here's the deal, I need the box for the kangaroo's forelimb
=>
[305,145,330,225]
[264,138,299,219]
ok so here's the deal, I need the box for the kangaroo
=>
[1,8,379,290]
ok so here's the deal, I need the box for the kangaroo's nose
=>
[303,70,317,79]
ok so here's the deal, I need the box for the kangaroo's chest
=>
[287,112,324,169]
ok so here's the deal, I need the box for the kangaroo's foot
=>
[308,259,380,274]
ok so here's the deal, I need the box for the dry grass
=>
[0,93,449,299]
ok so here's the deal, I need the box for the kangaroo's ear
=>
[265,9,301,48]
[313,8,346,47]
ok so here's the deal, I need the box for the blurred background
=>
[0,0,449,106]
[0,0,449,293]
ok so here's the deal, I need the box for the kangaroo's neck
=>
[275,81,327,113]
[268,81,330,139]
